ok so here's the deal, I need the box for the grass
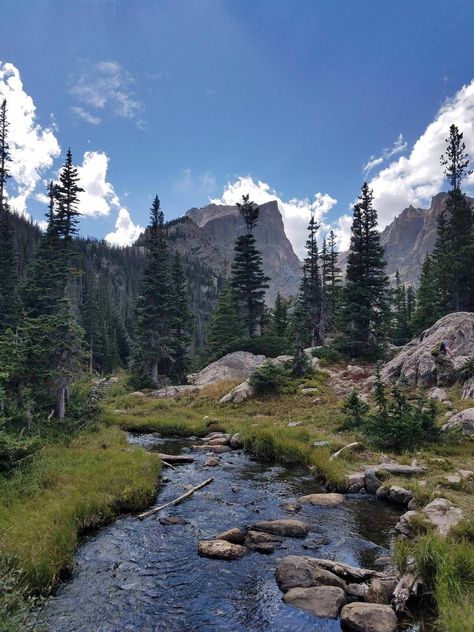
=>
[0,426,161,593]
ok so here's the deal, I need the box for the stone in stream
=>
[244,530,282,553]
[387,486,413,506]
[159,516,189,526]
[280,501,302,513]
[365,577,398,604]
[250,519,310,538]
[192,444,232,454]
[206,437,229,446]
[212,527,246,544]
[197,539,247,560]
[276,556,346,592]
[340,602,398,632]
[283,586,346,619]
[364,468,382,494]
[345,473,365,493]
[204,457,220,467]
[229,432,243,449]
[299,493,344,507]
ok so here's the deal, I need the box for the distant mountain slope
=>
[186,200,301,302]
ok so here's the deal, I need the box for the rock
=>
[313,440,331,447]
[462,376,474,400]
[423,498,464,536]
[375,487,388,500]
[380,312,474,388]
[346,365,367,379]
[388,486,413,506]
[283,586,346,619]
[300,388,318,395]
[250,519,310,538]
[427,387,448,401]
[287,421,303,427]
[459,469,474,479]
[245,530,282,553]
[299,493,344,507]
[150,385,201,398]
[444,473,461,484]
[395,510,420,537]
[364,468,382,494]
[206,437,229,446]
[219,379,255,405]
[192,444,232,454]
[345,473,366,493]
[378,455,399,465]
[281,502,302,513]
[197,539,247,560]
[282,557,386,583]
[192,351,267,386]
[204,457,220,467]
[340,602,398,632]
[373,464,427,476]
[229,432,243,449]
[212,528,245,544]
[159,516,189,525]
[441,408,474,437]
[276,556,346,592]
[366,578,398,604]
[130,391,146,397]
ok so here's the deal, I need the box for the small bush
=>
[221,334,289,359]
[0,432,39,472]
[248,362,289,395]
[288,345,313,378]
[311,346,343,363]
[340,390,369,430]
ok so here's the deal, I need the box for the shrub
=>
[0,432,39,472]
[340,390,369,430]
[248,362,289,395]
[220,334,289,359]
[0,562,44,632]
[311,346,343,363]
[288,345,313,378]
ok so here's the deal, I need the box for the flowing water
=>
[44,434,404,632]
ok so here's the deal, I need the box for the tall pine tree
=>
[339,183,390,357]
[321,229,341,334]
[231,195,269,337]
[207,282,243,360]
[169,251,193,382]
[411,255,442,333]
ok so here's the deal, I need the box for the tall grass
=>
[0,427,160,593]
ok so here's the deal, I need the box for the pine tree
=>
[207,282,243,360]
[392,270,412,345]
[231,195,269,337]
[169,252,193,382]
[411,255,442,333]
[321,229,341,333]
[271,292,290,339]
[0,100,20,332]
[339,183,390,357]
[55,148,84,250]
[132,196,172,385]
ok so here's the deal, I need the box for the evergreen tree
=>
[169,252,193,382]
[0,100,20,332]
[406,285,416,323]
[391,270,412,345]
[132,196,172,385]
[207,282,243,359]
[231,195,269,336]
[339,183,390,357]
[271,292,290,339]
[432,208,452,313]
[321,229,341,333]
[54,148,84,251]
[411,255,442,333]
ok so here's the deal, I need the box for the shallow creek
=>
[44,434,405,632]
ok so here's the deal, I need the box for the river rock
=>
[380,312,474,388]
[206,437,229,446]
[192,351,267,386]
[219,379,255,405]
[245,530,282,553]
[250,519,310,538]
[396,498,464,537]
[281,502,302,513]
[193,444,232,454]
[345,473,365,493]
[365,578,398,604]
[462,376,474,400]
[159,516,189,526]
[212,528,246,544]
[441,408,474,437]
[197,539,247,560]
[346,582,369,600]
[204,457,220,467]
[229,432,243,449]
[299,493,344,507]
[340,602,398,632]
[364,468,382,494]
[388,486,413,506]
[283,586,346,618]
[276,556,346,592]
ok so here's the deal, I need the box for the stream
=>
[44,434,404,632]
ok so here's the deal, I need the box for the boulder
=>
[250,519,310,538]
[346,365,367,380]
[373,464,427,476]
[380,312,474,387]
[207,437,229,446]
[229,432,243,449]
[193,444,232,454]
[462,376,474,400]
[191,351,267,386]
[204,457,220,467]
[150,384,201,398]
[427,387,448,401]
[244,530,282,553]
[159,516,189,526]
[441,408,474,437]
[283,586,346,619]
[211,528,246,544]
[301,388,318,395]
[423,498,464,536]
[283,557,386,583]
[365,578,398,604]
[197,539,247,560]
[340,602,398,632]
[364,468,382,494]
[299,493,344,507]
[219,379,255,405]
[388,486,413,506]
[345,473,366,493]
[276,556,346,592]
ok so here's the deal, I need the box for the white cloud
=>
[69,61,143,126]
[363,133,407,176]
[333,214,352,251]
[173,168,216,196]
[211,176,337,258]
[70,106,101,125]
[105,207,144,247]
[76,151,120,217]
[368,80,474,228]
[0,62,61,216]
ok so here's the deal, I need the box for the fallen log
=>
[161,460,176,470]
[138,478,214,520]
[330,442,361,461]
[157,453,194,464]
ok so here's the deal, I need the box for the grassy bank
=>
[0,426,161,594]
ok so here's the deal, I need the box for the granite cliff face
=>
[186,200,301,302]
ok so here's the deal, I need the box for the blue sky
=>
[1,0,474,255]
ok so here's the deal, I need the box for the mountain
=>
[186,200,301,302]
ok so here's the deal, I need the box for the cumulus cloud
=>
[363,133,407,176]
[76,151,120,217]
[0,62,61,215]
[368,80,474,228]
[69,61,143,126]
[105,208,144,247]
[211,176,337,258]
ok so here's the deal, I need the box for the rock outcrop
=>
[189,351,267,387]
[396,498,464,537]
[442,408,474,437]
[380,312,474,388]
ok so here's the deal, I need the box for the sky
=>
[1,0,474,255]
